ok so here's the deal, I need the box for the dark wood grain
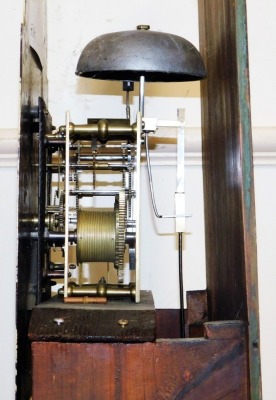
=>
[17,2,48,398]
[29,291,155,343]
[198,1,261,397]
[185,290,208,337]
[155,291,207,339]
[32,321,248,400]
[199,0,247,322]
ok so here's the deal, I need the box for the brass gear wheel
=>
[115,189,127,282]
[58,190,65,231]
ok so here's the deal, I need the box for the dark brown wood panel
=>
[17,1,48,398]
[155,309,181,339]
[198,1,261,398]
[185,290,208,337]
[29,308,155,343]
[199,0,246,322]
[28,291,155,343]
[155,292,207,339]
[32,321,248,400]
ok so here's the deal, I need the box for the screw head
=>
[54,318,64,326]
[137,25,150,31]
[117,319,129,328]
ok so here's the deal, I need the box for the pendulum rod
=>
[176,109,186,338]
[179,232,184,338]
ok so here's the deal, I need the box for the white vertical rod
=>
[175,109,186,233]
[176,109,185,194]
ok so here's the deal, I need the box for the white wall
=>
[0,165,18,400]
[139,154,206,308]
[0,2,23,400]
[247,1,276,399]
[247,0,276,127]
[254,162,276,400]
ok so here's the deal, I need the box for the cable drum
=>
[77,209,116,263]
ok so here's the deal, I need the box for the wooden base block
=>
[31,321,248,400]
[29,291,155,343]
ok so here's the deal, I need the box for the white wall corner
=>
[142,127,276,166]
[0,129,19,167]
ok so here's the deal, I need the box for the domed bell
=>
[76,25,206,82]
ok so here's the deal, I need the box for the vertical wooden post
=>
[198,0,262,398]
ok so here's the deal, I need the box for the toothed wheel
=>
[58,191,65,230]
[115,190,126,282]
